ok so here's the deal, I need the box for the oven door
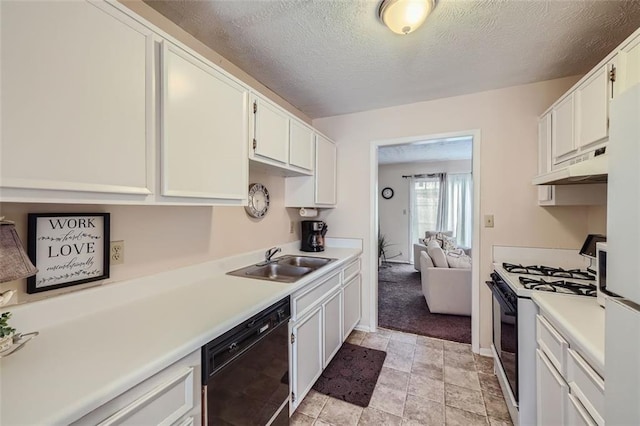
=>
[487,276,519,402]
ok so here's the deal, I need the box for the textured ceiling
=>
[378,136,472,164]
[145,0,640,119]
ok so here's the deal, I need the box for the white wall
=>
[0,170,300,305]
[378,160,471,263]
[313,75,607,351]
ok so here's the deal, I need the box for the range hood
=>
[532,154,608,185]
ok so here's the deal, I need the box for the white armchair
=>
[419,251,471,316]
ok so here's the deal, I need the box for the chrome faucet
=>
[264,247,282,263]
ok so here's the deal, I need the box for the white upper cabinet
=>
[315,135,337,205]
[616,32,640,96]
[538,113,554,204]
[552,94,576,163]
[289,120,315,172]
[575,63,612,149]
[250,94,289,165]
[285,133,337,207]
[160,41,248,202]
[0,1,154,200]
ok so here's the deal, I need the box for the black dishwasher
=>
[202,296,291,425]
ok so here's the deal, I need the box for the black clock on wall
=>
[381,187,394,199]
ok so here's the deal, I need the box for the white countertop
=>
[0,240,362,425]
[531,292,605,376]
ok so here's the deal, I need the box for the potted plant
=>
[0,312,16,352]
[378,232,393,267]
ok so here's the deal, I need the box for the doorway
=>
[369,130,481,353]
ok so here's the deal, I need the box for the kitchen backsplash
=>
[0,170,300,306]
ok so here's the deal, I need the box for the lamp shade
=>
[0,222,37,283]
[378,0,435,35]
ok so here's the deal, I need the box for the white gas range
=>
[489,246,598,426]
[494,262,597,297]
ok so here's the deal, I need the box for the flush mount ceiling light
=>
[378,0,435,35]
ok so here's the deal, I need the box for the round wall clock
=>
[381,187,394,199]
[245,183,270,218]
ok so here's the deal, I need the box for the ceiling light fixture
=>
[378,0,435,35]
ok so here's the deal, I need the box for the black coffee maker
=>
[301,220,327,252]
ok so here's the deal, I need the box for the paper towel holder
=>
[299,208,319,218]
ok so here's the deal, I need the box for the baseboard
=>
[479,347,493,357]
[383,259,410,264]
[354,324,372,333]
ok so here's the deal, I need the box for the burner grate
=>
[518,277,596,297]
[503,263,595,281]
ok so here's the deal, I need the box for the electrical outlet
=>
[484,214,495,228]
[290,221,295,234]
[110,240,124,265]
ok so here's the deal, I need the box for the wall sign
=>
[27,213,110,293]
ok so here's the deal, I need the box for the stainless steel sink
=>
[227,255,336,283]
[228,263,313,283]
[275,255,335,269]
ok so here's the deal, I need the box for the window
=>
[410,173,472,260]
[411,177,441,246]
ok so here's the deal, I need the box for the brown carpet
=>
[312,343,386,407]
[378,262,472,344]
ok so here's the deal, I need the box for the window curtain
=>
[409,174,443,251]
[443,173,473,248]
[436,173,448,231]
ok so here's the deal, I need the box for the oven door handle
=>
[485,280,517,316]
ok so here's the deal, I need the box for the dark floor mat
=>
[312,342,386,407]
[378,263,472,344]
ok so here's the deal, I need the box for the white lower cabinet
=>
[291,306,323,408]
[536,349,568,426]
[71,350,200,426]
[289,256,362,411]
[568,393,597,426]
[342,274,361,340]
[323,289,343,367]
[536,314,603,426]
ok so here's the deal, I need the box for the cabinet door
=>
[567,393,597,426]
[575,65,610,149]
[538,113,552,175]
[291,306,323,408]
[552,94,577,163]
[1,1,153,195]
[252,95,289,164]
[616,33,640,96]
[315,135,337,205]
[323,290,342,367]
[343,275,361,339]
[161,42,248,200]
[537,113,554,204]
[289,120,315,172]
[536,349,568,426]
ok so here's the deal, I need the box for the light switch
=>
[484,214,494,228]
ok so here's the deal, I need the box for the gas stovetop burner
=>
[503,263,595,281]
[518,277,597,297]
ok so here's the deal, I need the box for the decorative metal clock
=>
[245,183,270,218]
[381,187,394,199]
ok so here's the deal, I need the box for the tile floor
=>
[290,328,514,426]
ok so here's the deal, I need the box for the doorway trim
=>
[369,129,482,353]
